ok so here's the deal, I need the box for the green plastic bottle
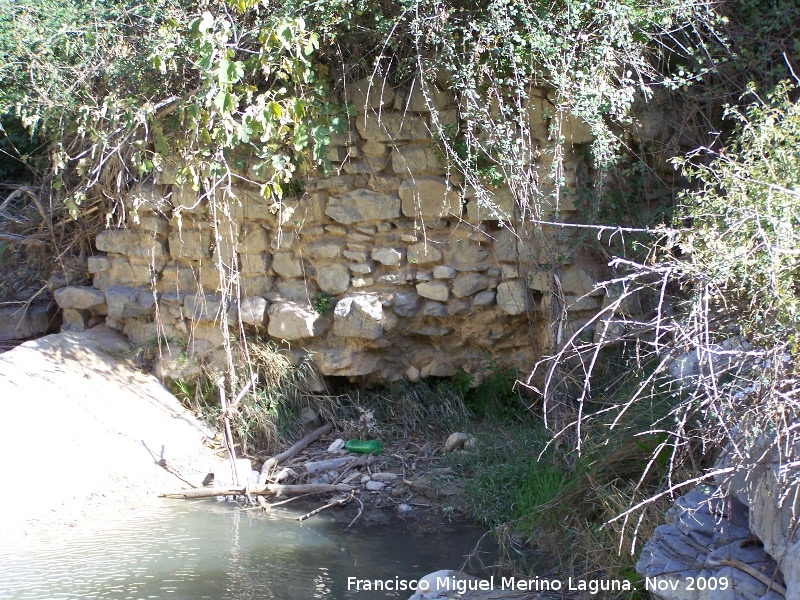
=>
[345,439,383,455]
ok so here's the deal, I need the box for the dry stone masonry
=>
[53,77,612,385]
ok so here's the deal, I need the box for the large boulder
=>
[0,326,221,538]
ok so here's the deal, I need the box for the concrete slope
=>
[0,325,222,538]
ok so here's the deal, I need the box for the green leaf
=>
[293,122,308,151]
[213,91,235,113]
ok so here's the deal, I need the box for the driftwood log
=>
[162,482,353,499]
[259,423,333,482]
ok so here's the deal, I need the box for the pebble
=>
[365,481,385,491]
[397,504,412,514]
[370,472,398,482]
[327,438,345,452]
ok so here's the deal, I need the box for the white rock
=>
[444,432,471,452]
[327,439,345,452]
[365,480,385,491]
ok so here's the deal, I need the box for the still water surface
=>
[0,500,489,600]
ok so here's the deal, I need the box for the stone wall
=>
[53,79,609,386]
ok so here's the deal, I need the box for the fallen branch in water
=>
[346,493,364,530]
[161,482,353,499]
[295,491,353,522]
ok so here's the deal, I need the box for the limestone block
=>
[184,293,223,322]
[130,214,170,234]
[399,177,461,218]
[447,299,470,315]
[343,249,370,262]
[527,271,550,292]
[369,175,401,192]
[524,94,555,140]
[171,185,205,215]
[109,257,159,286]
[310,242,344,260]
[393,291,421,316]
[345,76,396,110]
[560,111,594,145]
[473,290,496,307]
[391,146,443,174]
[239,252,268,274]
[333,295,383,340]
[275,280,314,302]
[241,275,274,298]
[452,273,489,298]
[561,267,596,297]
[433,265,456,279]
[316,263,350,295]
[61,308,90,332]
[237,227,270,254]
[496,280,528,315]
[362,141,387,157]
[565,295,598,312]
[311,176,354,194]
[326,189,400,224]
[125,182,170,214]
[355,111,429,142]
[160,263,199,292]
[87,255,111,274]
[96,230,167,258]
[501,264,520,280]
[371,247,402,266]
[412,325,453,337]
[168,229,211,260]
[267,302,321,340]
[272,252,303,278]
[313,347,379,376]
[539,192,577,214]
[407,242,442,264]
[406,75,452,112]
[122,318,161,346]
[342,155,390,175]
[422,301,447,317]
[191,321,227,347]
[238,296,268,327]
[288,192,327,226]
[493,228,518,263]
[0,303,57,340]
[326,146,350,162]
[416,281,449,302]
[105,285,156,319]
[449,238,489,268]
[466,187,516,221]
[349,261,375,275]
[54,286,106,310]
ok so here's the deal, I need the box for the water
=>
[0,500,491,599]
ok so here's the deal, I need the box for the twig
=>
[295,491,353,522]
[345,493,364,530]
[269,492,315,508]
[216,376,239,485]
[717,558,787,596]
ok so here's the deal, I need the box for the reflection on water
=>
[0,500,490,599]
